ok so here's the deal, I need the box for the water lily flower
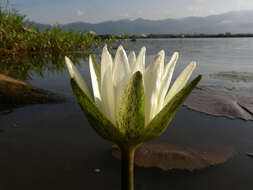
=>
[65,45,201,190]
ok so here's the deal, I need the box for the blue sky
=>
[7,0,253,24]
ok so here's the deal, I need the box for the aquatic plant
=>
[65,45,201,190]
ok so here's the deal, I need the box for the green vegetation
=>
[0,1,115,63]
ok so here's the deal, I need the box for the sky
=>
[6,0,253,24]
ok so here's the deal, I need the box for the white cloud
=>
[76,9,84,16]
[186,6,205,16]
[186,6,215,17]
[136,10,143,16]
[193,0,206,3]
[219,20,233,24]
[235,0,251,10]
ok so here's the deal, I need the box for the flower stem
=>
[121,146,136,190]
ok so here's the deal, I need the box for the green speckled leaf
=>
[142,75,202,142]
[71,79,123,143]
[117,71,145,143]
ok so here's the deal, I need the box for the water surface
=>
[1,38,253,190]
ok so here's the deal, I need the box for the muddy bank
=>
[0,74,65,110]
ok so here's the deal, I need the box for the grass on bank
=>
[0,1,115,62]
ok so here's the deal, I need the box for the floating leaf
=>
[184,85,253,120]
[112,143,234,171]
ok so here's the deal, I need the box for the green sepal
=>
[117,71,145,145]
[71,78,124,143]
[141,75,202,142]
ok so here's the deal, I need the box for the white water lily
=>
[66,45,197,127]
[65,45,201,190]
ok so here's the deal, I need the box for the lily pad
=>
[184,85,253,120]
[112,143,233,171]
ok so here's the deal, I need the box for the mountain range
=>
[34,10,253,35]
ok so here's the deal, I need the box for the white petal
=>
[101,66,116,124]
[113,45,131,114]
[65,56,74,78]
[89,55,102,107]
[65,56,92,100]
[162,52,178,80]
[132,46,146,74]
[128,51,136,72]
[144,54,163,125]
[101,45,113,83]
[100,45,116,124]
[164,61,196,105]
[157,52,179,111]
[113,45,131,82]
[158,50,165,74]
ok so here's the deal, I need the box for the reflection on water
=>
[0,116,3,133]
[1,38,253,190]
[2,38,253,88]
[209,71,253,83]
[0,53,90,81]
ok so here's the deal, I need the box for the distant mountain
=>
[33,10,253,35]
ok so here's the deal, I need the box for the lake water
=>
[1,38,253,190]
